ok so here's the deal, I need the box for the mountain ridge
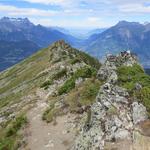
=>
[0,41,150,149]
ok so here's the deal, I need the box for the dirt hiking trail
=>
[24,89,75,150]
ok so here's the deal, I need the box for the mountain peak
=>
[50,40,73,52]
[116,20,141,27]
[49,40,74,63]
[0,17,34,26]
[1,17,29,22]
[53,40,70,48]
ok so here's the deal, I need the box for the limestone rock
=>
[114,129,131,140]
[132,102,148,125]
[135,83,142,91]
[107,71,118,84]
[97,60,117,81]
[74,129,104,150]
[75,77,83,86]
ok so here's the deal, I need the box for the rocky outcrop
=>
[73,51,148,150]
[132,102,148,125]
[49,40,76,63]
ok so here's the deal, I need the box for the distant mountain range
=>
[0,17,81,71]
[86,28,107,37]
[0,17,150,71]
[83,21,150,68]
[0,17,81,47]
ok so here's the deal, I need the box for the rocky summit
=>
[0,41,150,150]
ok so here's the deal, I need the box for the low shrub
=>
[42,100,65,123]
[74,66,97,78]
[40,68,67,90]
[117,64,150,114]
[58,66,97,95]
[0,114,27,150]
[134,87,150,113]
[6,115,27,137]
[52,68,67,80]
[117,64,150,91]
[40,80,52,90]
[70,58,81,65]
[43,78,101,123]
[77,50,101,70]
[58,78,75,95]
[79,79,100,105]
[42,108,57,123]
[65,79,101,112]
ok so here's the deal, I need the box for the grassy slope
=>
[0,41,101,149]
[0,40,101,113]
[0,47,50,109]
[0,47,51,149]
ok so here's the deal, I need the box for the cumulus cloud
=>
[21,0,150,14]
[106,0,148,5]
[87,17,101,22]
[0,4,57,16]
[0,0,149,27]
[30,18,53,25]
[120,4,150,13]
[22,0,74,7]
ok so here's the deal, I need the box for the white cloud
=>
[56,17,103,28]
[31,17,109,28]
[30,18,53,25]
[120,4,150,13]
[22,0,73,7]
[79,17,111,28]
[0,0,150,27]
[0,4,57,17]
[87,17,101,22]
[107,0,148,5]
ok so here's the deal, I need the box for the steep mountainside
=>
[0,40,40,71]
[84,21,150,68]
[86,28,107,38]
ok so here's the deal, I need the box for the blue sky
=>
[0,0,150,28]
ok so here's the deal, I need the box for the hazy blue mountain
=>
[0,17,81,71]
[0,40,40,71]
[83,21,150,67]
[86,28,107,37]
[63,28,107,39]
[0,17,80,47]
[49,26,71,35]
